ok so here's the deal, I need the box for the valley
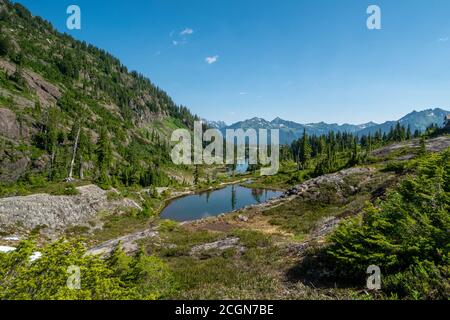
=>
[2,134,449,299]
[0,0,449,301]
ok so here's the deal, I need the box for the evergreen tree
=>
[419,136,427,156]
[414,129,421,138]
[298,129,312,170]
[193,165,200,185]
[406,125,412,140]
[96,127,112,186]
[326,149,450,299]
[348,136,360,166]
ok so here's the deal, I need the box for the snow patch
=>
[2,236,20,241]
[0,246,16,253]
[0,246,41,261]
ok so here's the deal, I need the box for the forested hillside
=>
[0,0,198,191]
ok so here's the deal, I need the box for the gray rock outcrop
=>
[283,167,375,204]
[0,185,141,236]
[87,228,159,257]
[190,237,245,255]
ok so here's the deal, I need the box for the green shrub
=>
[382,161,407,174]
[106,191,123,201]
[139,200,155,218]
[326,149,450,299]
[158,219,178,232]
[0,36,11,56]
[47,184,80,196]
[288,172,304,184]
[384,260,450,300]
[107,245,177,299]
[0,239,177,300]
[63,185,80,195]
[24,174,47,188]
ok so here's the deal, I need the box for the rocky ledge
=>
[0,185,140,237]
[282,167,376,203]
[87,227,159,257]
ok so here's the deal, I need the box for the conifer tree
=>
[298,129,312,170]
[419,136,427,156]
[193,165,200,185]
[96,126,112,185]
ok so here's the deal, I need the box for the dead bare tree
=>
[67,124,81,182]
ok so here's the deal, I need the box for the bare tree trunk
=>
[50,149,56,180]
[68,127,81,181]
[79,154,84,180]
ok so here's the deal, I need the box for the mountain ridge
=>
[207,108,450,144]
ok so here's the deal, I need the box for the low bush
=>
[326,149,450,299]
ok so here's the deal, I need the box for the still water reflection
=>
[160,184,282,222]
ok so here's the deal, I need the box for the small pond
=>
[160,184,282,222]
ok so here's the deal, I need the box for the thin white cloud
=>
[438,37,449,42]
[239,92,248,95]
[180,28,194,36]
[171,28,193,46]
[205,55,219,64]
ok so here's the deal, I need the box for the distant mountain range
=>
[207,108,450,145]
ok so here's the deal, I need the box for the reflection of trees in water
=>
[206,190,212,203]
[251,188,263,202]
[231,185,237,210]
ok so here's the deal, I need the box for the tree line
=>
[289,122,430,177]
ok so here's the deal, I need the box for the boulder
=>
[237,215,249,222]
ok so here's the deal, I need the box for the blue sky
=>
[16,0,450,124]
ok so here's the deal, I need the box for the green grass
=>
[0,179,89,197]
[166,250,282,299]
[86,213,156,244]
[262,169,393,237]
[157,228,287,299]
[243,162,302,190]
[145,223,222,257]
[138,223,292,299]
[263,200,343,237]
[159,226,358,299]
